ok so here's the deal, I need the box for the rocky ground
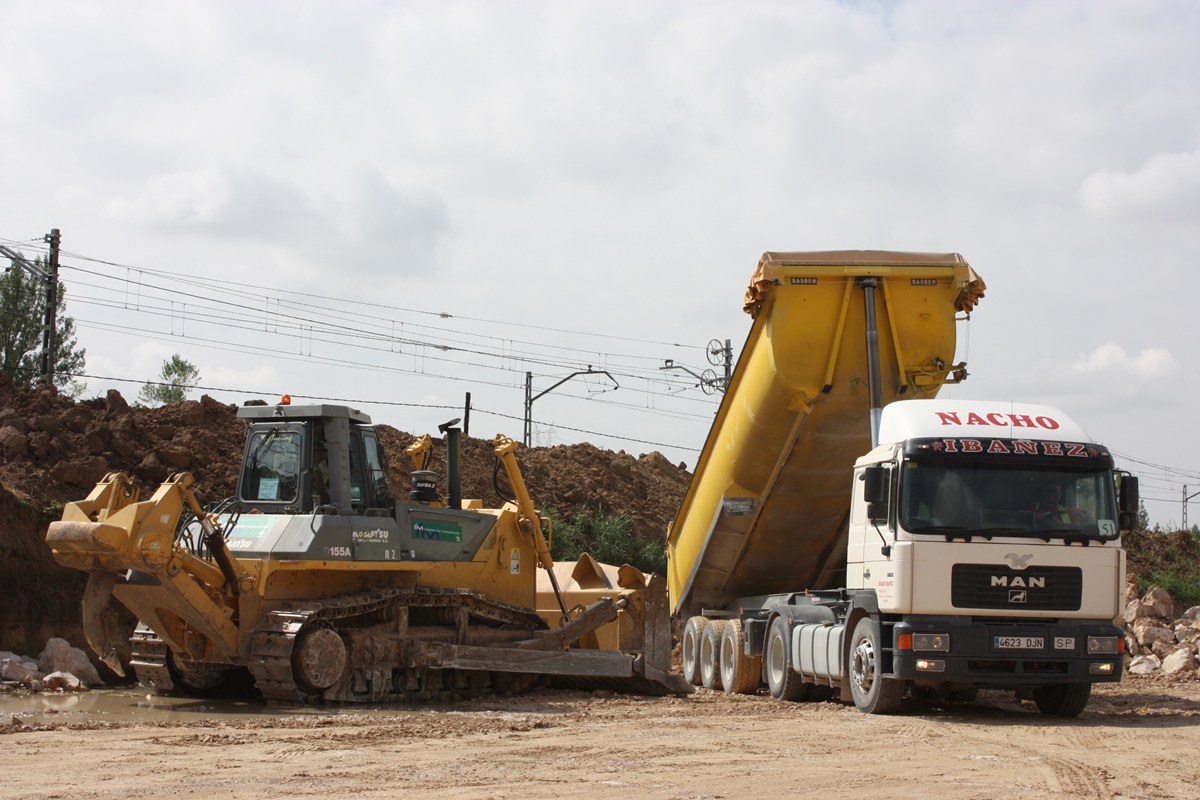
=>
[3,678,1200,799]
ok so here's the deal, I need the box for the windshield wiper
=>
[907,525,977,543]
[1060,530,1114,545]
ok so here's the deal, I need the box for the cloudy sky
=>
[2,0,1198,525]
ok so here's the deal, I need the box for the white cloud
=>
[106,163,448,277]
[1073,343,1178,378]
[1079,148,1200,221]
[107,166,232,227]
[5,0,1200,526]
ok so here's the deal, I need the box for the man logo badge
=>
[1005,553,1034,570]
[1009,589,1028,604]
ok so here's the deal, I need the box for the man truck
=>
[670,251,1134,716]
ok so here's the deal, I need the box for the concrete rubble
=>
[1121,581,1200,676]
[0,638,102,693]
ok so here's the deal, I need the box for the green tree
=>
[1136,499,1150,531]
[138,354,201,406]
[0,256,86,389]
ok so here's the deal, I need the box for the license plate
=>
[994,636,1044,650]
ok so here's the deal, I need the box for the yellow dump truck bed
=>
[667,251,985,615]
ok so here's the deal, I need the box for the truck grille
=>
[951,564,1082,611]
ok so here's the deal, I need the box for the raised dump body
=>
[667,251,985,615]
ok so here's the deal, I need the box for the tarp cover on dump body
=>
[667,251,985,614]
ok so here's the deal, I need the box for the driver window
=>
[363,433,392,508]
[349,435,365,511]
[240,431,301,503]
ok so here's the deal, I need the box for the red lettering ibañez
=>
[935,439,1092,457]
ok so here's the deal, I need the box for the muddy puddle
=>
[0,688,425,726]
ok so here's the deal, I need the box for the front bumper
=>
[890,617,1124,685]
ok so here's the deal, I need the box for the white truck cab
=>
[838,399,1129,713]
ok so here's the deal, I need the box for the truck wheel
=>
[765,616,810,702]
[1032,683,1091,717]
[699,620,727,691]
[719,620,762,694]
[682,616,706,686]
[849,618,905,715]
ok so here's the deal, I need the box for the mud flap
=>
[82,569,127,677]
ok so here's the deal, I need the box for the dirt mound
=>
[0,378,691,666]
[374,426,690,540]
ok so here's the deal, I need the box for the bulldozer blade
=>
[612,573,693,695]
[82,570,126,677]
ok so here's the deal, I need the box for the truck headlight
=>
[1090,663,1115,675]
[916,659,946,672]
[912,633,950,652]
[1087,636,1119,655]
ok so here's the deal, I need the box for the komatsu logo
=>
[991,575,1045,588]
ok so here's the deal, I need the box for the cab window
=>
[362,432,392,508]
[240,430,302,503]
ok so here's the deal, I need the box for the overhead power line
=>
[63,372,701,452]
[75,321,715,429]
[54,249,703,351]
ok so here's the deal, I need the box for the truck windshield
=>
[899,461,1119,541]
[240,430,302,503]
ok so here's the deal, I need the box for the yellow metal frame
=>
[668,258,981,613]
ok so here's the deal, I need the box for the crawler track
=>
[129,624,173,690]
[248,586,548,703]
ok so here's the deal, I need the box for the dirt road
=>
[3,677,1199,800]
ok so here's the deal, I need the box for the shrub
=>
[545,504,667,575]
[1128,528,1200,609]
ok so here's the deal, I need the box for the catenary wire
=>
[63,373,702,452]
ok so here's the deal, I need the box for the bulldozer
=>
[45,399,687,702]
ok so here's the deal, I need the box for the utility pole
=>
[0,228,60,385]
[722,338,732,387]
[42,229,61,385]
[523,367,618,447]
[1184,485,1200,530]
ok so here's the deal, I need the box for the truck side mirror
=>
[1119,475,1139,513]
[1119,475,1139,531]
[862,466,886,504]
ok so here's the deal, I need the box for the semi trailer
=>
[670,251,1134,715]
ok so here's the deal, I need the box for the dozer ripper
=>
[46,401,687,702]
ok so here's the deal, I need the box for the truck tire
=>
[765,616,810,702]
[682,616,706,685]
[1032,683,1091,717]
[719,620,761,695]
[699,620,727,691]
[849,618,905,715]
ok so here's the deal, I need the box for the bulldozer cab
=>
[237,403,391,516]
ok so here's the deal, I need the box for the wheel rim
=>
[683,631,697,673]
[852,637,877,695]
[768,632,785,688]
[701,634,715,683]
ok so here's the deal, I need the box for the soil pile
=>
[0,378,691,669]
